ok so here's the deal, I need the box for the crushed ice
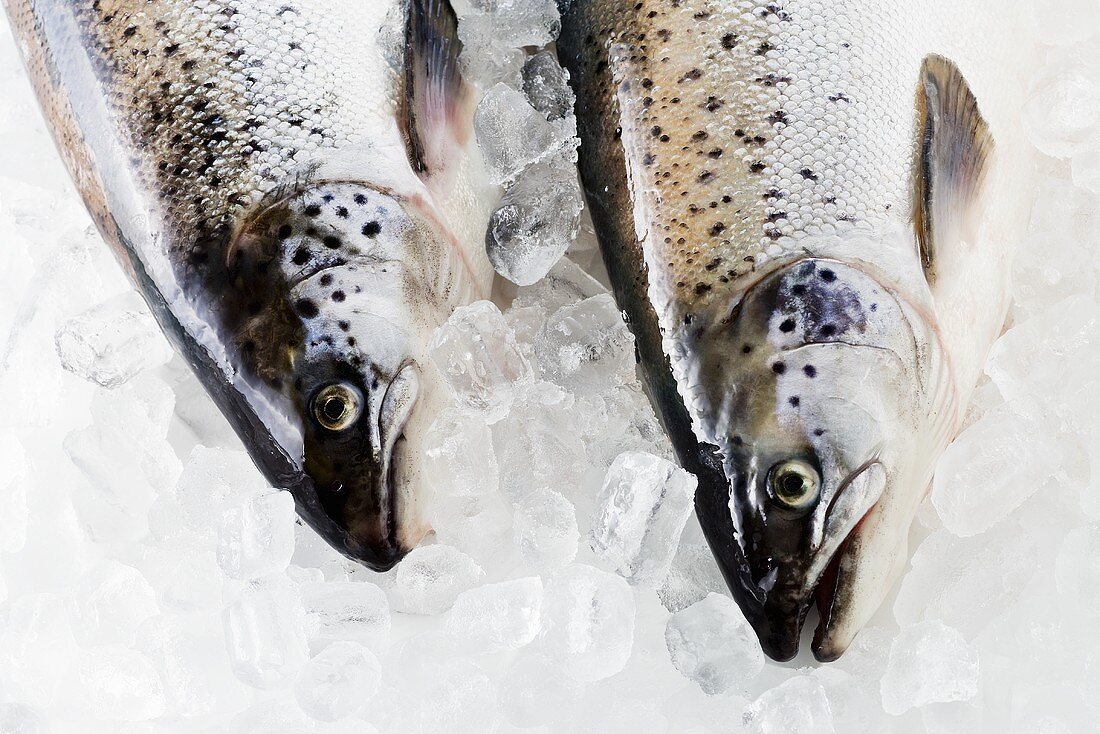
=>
[0,1,1098,732]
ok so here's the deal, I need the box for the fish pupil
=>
[322,396,347,422]
[780,472,805,497]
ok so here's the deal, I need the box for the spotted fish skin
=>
[559,0,1032,660]
[7,0,495,568]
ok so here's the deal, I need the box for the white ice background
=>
[1,0,1099,732]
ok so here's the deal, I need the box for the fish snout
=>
[307,361,429,571]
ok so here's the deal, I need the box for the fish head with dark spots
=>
[226,184,458,572]
[683,257,951,662]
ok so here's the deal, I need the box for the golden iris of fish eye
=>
[312,383,363,432]
[768,460,821,509]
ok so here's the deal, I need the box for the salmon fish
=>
[5,0,496,569]
[558,0,1032,660]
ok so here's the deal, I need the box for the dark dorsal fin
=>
[400,0,465,178]
[911,54,994,284]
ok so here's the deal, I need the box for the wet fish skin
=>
[559,0,1030,660]
[6,0,495,569]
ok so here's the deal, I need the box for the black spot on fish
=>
[277,225,293,239]
[296,299,319,318]
[304,204,322,217]
[362,221,381,238]
[335,207,349,218]
[772,361,786,375]
[820,269,837,282]
[338,320,350,332]
[354,193,368,205]
[814,428,826,437]
[332,290,346,302]
[291,248,310,266]
[323,236,341,249]
[779,318,795,333]
[803,365,817,378]
[789,396,800,407]
[319,274,333,287]
[721,33,738,49]
[820,324,837,338]
[742,344,753,354]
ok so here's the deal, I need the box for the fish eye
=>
[767,459,821,511]
[311,382,363,432]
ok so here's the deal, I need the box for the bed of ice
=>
[1,1,1098,732]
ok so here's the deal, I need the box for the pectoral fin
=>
[912,55,995,284]
[400,0,467,178]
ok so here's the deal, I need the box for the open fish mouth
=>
[747,460,886,662]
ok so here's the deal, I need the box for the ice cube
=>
[428,300,532,422]
[589,452,697,586]
[136,613,250,719]
[492,381,587,503]
[535,294,636,396]
[300,580,391,655]
[395,545,485,615]
[428,490,516,566]
[486,152,584,286]
[0,594,78,708]
[657,538,728,613]
[512,488,579,569]
[511,255,609,314]
[986,295,1100,434]
[423,407,500,498]
[216,489,297,580]
[295,641,381,722]
[465,0,561,48]
[1023,63,1100,159]
[539,564,636,682]
[174,446,271,539]
[54,291,173,388]
[76,646,166,722]
[893,527,1038,637]
[223,576,309,689]
[665,593,764,695]
[523,50,576,123]
[70,560,160,646]
[0,705,48,734]
[931,405,1062,536]
[66,382,182,544]
[415,658,501,734]
[1055,522,1100,616]
[880,620,980,715]
[499,652,585,728]
[475,84,574,186]
[744,675,835,734]
[445,577,543,652]
[0,429,29,553]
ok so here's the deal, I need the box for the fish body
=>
[6,0,496,568]
[559,0,1032,660]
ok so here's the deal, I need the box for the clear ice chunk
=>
[428,300,532,423]
[423,407,500,498]
[300,580,391,655]
[223,576,309,690]
[744,675,836,734]
[70,560,160,646]
[54,291,173,388]
[665,593,765,695]
[589,451,697,586]
[0,430,29,553]
[445,577,543,652]
[879,620,980,715]
[475,83,574,186]
[1055,522,1100,617]
[931,404,1062,536]
[893,526,1038,637]
[512,488,579,569]
[523,51,576,123]
[395,544,485,615]
[535,294,636,396]
[216,489,297,580]
[295,641,381,722]
[539,564,636,682]
[486,152,584,286]
[76,646,166,722]
[1023,61,1100,159]
[499,652,585,728]
[465,0,561,48]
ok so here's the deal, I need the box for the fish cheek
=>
[302,410,379,528]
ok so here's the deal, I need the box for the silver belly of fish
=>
[6,0,496,570]
[559,0,1033,661]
